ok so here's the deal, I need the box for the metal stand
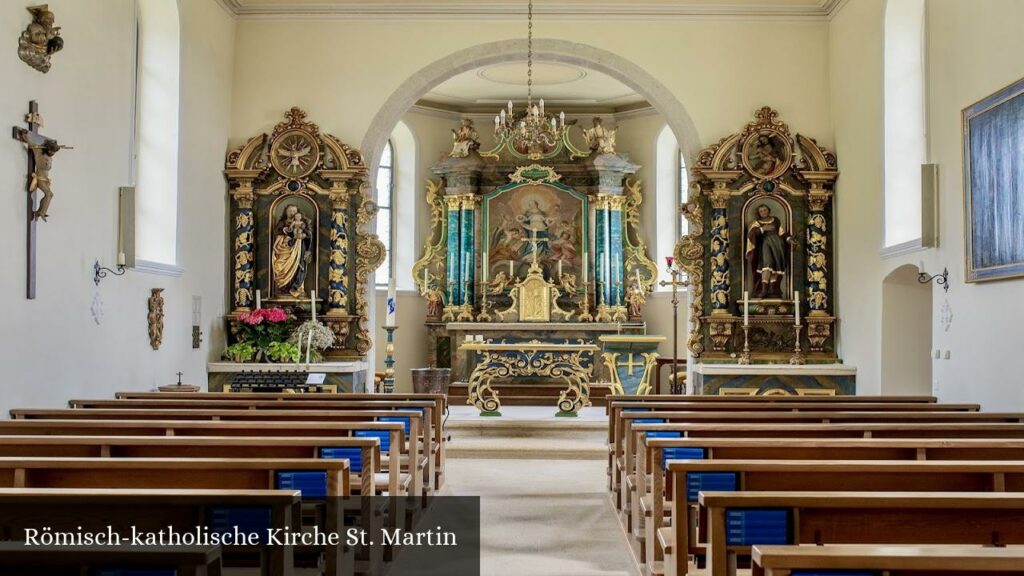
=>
[790,323,806,365]
[382,325,397,393]
[738,325,752,365]
[456,277,475,321]
[658,262,688,394]
[476,280,492,322]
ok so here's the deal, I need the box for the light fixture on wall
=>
[917,262,949,293]
[93,258,126,285]
[492,1,566,154]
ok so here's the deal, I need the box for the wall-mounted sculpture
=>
[224,107,385,358]
[148,288,164,350]
[677,107,839,363]
[18,4,63,73]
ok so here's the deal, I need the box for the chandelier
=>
[493,0,566,156]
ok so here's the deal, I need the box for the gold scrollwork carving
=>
[412,179,447,295]
[354,182,386,355]
[623,179,659,295]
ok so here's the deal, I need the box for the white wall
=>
[881,264,932,395]
[0,0,234,413]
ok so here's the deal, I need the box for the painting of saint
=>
[271,202,314,298]
[743,131,790,179]
[745,199,796,299]
[485,184,584,278]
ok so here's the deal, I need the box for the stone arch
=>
[360,38,702,180]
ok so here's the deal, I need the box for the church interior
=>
[3,0,1024,574]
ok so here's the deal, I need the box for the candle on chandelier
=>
[743,291,750,327]
[794,290,801,326]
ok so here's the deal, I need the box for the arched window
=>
[883,0,927,250]
[132,0,180,270]
[375,140,395,287]
[655,125,684,290]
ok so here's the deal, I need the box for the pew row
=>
[697,492,1024,576]
[751,544,1024,576]
[0,543,223,576]
[665,460,1024,576]
[0,420,408,496]
[8,409,429,497]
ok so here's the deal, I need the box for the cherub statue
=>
[625,284,646,318]
[28,139,65,221]
[449,119,480,158]
[559,272,578,295]
[581,117,617,155]
[424,285,445,319]
[18,4,63,73]
[488,270,512,295]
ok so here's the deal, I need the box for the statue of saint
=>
[625,284,646,318]
[272,204,313,298]
[746,204,796,299]
[582,117,617,155]
[449,119,480,158]
[424,286,445,318]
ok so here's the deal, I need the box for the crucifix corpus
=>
[11,100,71,299]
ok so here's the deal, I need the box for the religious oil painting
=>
[484,184,585,280]
[743,195,794,300]
[963,76,1024,282]
[742,130,792,180]
[268,194,319,300]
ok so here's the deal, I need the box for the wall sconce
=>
[918,264,950,293]
[93,257,126,285]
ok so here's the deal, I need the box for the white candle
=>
[386,278,396,327]
[305,330,313,364]
[558,260,563,277]
[310,290,316,322]
[582,258,588,284]
[483,252,489,283]
[255,290,261,310]
[509,259,514,277]
[635,269,642,289]
[117,252,126,267]
[794,290,800,326]
[743,291,750,327]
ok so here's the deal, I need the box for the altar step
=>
[446,411,607,460]
[448,382,615,407]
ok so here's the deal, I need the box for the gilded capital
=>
[444,196,463,211]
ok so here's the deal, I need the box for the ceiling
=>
[220,0,847,20]
[420,62,647,113]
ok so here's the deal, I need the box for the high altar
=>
[414,118,660,414]
[677,107,855,395]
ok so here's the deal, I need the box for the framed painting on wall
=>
[963,76,1024,282]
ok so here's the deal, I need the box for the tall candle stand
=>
[476,280,492,322]
[577,281,594,322]
[612,280,627,322]
[738,324,752,365]
[442,279,457,322]
[456,276,475,321]
[595,280,612,323]
[382,325,397,393]
[789,323,806,365]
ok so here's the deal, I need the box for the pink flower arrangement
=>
[239,307,290,325]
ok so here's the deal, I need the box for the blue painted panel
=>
[379,416,411,435]
[462,207,475,304]
[355,430,391,452]
[609,208,624,305]
[320,447,363,473]
[447,208,461,304]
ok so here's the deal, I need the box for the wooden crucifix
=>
[11,101,70,299]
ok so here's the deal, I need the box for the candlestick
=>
[739,325,752,365]
[386,278,396,327]
[382,325,397,393]
[255,290,261,310]
[310,290,316,322]
[790,323,806,365]
[793,290,800,326]
[578,280,593,322]
[743,291,749,327]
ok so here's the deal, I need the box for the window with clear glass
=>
[375,140,395,286]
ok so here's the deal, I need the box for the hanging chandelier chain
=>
[527,0,533,106]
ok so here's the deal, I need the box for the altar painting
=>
[484,183,586,281]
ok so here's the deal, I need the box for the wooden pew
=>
[0,487,297,576]
[113,391,449,490]
[752,544,1024,575]
[698,492,1024,576]
[634,437,1024,570]
[0,456,354,576]
[0,435,380,496]
[613,410,1024,503]
[666,460,1024,576]
[0,543,223,576]
[9,409,427,498]
[0,420,407,496]
[67,398,440,493]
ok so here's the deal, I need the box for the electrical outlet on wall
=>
[943,350,951,360]
[932,349,941,359]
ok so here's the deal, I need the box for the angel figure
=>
[488,271,512,295]
[581,117,617,155]
[424,286,445,319]
[450,119,480,158]
[559,272,578,295]
[625,284,646,318]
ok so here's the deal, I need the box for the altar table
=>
[459,341,599,417]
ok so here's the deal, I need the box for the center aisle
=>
[441,406,639,576]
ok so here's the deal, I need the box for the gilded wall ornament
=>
[148,288,165,350]
[18,4,63,73]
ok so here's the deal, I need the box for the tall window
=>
[375,140,395,287]
[883,0,927,250]
[655,125,682,290]
[133,0,180,268]
[679,150,689,238]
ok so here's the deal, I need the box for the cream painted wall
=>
[0,0,234,413]
[881,264,932,395]
[921,0,1024,410]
